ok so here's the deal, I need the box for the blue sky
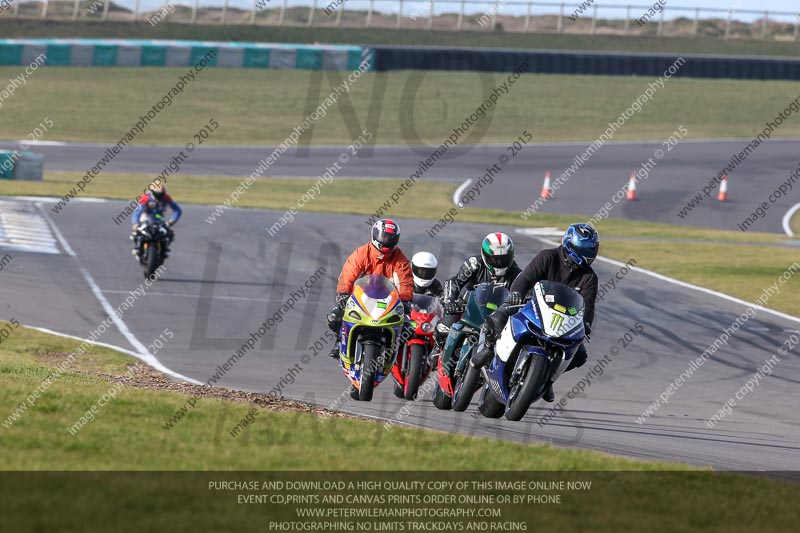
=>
[130,0,799,22]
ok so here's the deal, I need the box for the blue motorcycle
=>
[476,280,586,422]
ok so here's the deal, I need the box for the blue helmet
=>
[562,223,599,267]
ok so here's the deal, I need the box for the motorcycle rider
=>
[433,233,522,359]
[411,251,444,297]
[131,183,182,259]
[475,223,599,403]
[327,219,415,366]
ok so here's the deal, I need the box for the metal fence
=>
[2,1,799,40]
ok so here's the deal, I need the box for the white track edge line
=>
[36,203,76,257]
[23,325,202,385]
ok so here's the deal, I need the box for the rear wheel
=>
[393,382,405,398]
[403,344,426,400]
[431,380,452,410]
[505,354,549,422]
[452,363,481,412]
[477,382,504,419]
[358,343,381,402]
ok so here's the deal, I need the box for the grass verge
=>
[2,69,800,145]
[1,324,800,531]
[599,241,800,315]
[6,172,799,316]
[0,323,679,470]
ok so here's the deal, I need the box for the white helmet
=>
[411,252,438,288]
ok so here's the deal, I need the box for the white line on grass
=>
[452,179,472,208]
[781,202,800,237]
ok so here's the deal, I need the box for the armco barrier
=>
[0,39,371,71]
[0,151,43,181]
[2,40,798,80]
[0,151,14,180]
[372,46,800,80]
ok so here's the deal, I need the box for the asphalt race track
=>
[2,138,799,234]
[2,197,798,472]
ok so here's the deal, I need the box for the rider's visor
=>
[412,265,437,281]
[485,254,513,269]
[374,233,399,251]
[571,241,599,263]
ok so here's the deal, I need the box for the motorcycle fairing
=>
[338,275,404,388]
[532,282,585,340]
[485,281,587,407]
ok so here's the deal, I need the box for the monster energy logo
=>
[550,313,564,331]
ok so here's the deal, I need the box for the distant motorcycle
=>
[134,213,170,278]
[431,283,509,411]
[335,275,405,402]
[392,294,442,401]
[477,280,585,421]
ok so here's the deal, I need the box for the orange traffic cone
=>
[626,172,637,200]
[540,171,552,199]
[718,176,728,202]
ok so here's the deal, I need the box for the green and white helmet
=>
[481,232,515,277]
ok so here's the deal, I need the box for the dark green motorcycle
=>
[431,283,509,411]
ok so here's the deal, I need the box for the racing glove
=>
[335,292,350,308]
[481,315,499,344]
[326,293,350,333]
[434,322,450,343]
[400,300,414,342]
[505,291,524,306]
[443,299,465,316]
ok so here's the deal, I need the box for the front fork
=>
[509,346,564,395]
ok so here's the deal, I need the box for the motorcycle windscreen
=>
[463,282,510,328]
[411,294,440,314]
[351,275,400,320]
[533,281,585,339]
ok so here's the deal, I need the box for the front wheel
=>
[403,344,426,401]
[144,243,161,278]
[477,382,504,419]
[505,354,549,422]
[431,380,452,410]
[359,343,381,402]
[452,363,481,412]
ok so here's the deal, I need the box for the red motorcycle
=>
[392,294,442,400]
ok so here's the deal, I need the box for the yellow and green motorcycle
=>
[335,275,405,401]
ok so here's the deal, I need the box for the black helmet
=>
[151,182,166,201]
[371,219,400,254]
